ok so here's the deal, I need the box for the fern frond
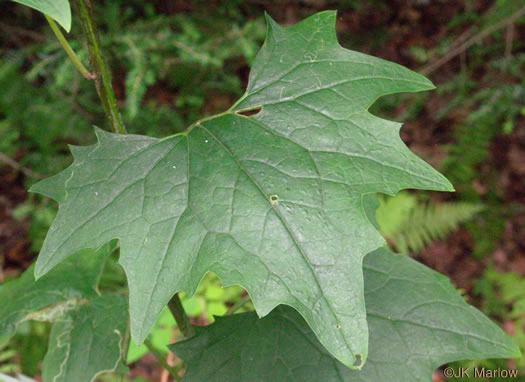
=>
[376,192,484,254]
[0,342,18,374]
[442,84,525,185]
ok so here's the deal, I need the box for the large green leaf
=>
[30,11,452,368]
[10,0,71,32]
[171,248,520,381]
[42,295,128,382]
[0,248,105,346]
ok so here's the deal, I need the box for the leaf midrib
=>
[198,123,356,361]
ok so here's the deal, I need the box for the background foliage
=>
[0,0,524,380]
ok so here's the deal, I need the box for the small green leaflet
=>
[31,11,452,368]
[10,0,71,32]
[0,248,104,346]
[42,295,128,382]
[171,248,520,382]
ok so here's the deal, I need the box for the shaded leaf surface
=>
[0,249,104,345]
[42,295,128,382]
[10,0,71,31]
[31,11,452,367]
[171,248,520,381]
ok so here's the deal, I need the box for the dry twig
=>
[0,152,43,179]
[420,6,525,75]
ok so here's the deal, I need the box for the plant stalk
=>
[74,0,126,134]
[144,339,181,381]
[45,15,93,80]
[168,293,195,339]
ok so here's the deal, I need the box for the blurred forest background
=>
[0,0,524,381]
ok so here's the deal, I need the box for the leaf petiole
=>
[167,293,195,339]
[144,338,181,381]
[44,14,93,80]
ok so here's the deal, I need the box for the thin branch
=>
[173,40,213,63]
[168,294,195,339]
[74,0,126,134]
[447,27,475,51]
[144,339,181,381]
[504,23,514,58]
[0,152,43,179]
[0,22,45,42]
[45,14,93,80]
[419,6,525,75]
[226,294,251,315]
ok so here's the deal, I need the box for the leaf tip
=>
[33,259,47,281]
[33,246,69,281]
[29,170,69,203]
[53,11,72,33]
[62,15,72,33]
[28,182,39,195]
[263,11,276,26]
[94,126,113,142]
[69,144,91,161]
[510,343,522,359]
[417,73,436,91]
[438,175,455,192]
[263,12,282,39]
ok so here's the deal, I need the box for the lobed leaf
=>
[171,248,520,381]
[0,248,105,346]
[42,295,128,382]
[31,11,452,368]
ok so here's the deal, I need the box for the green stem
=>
[168,293,195,339]
[45,15,93,80]
[226,294,251,315]
[74,0,126,134]
[144,338,180,381]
